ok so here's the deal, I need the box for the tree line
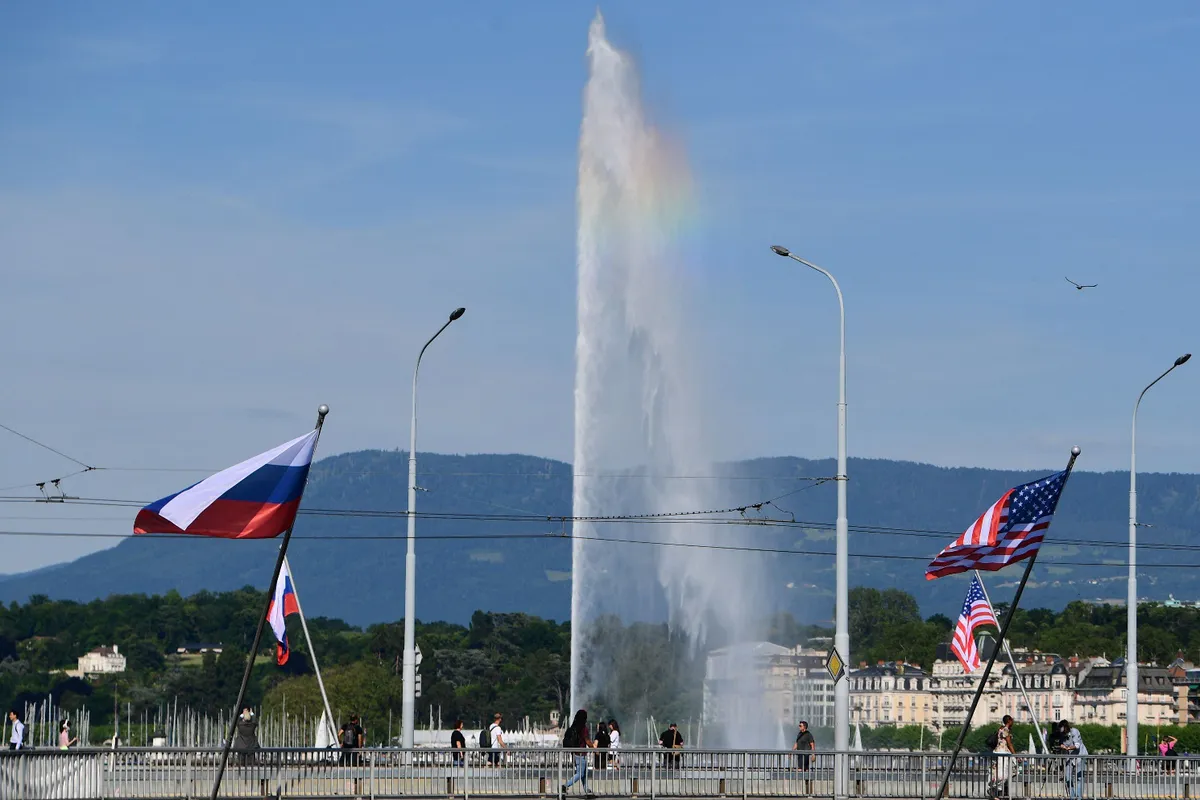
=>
[4,587,1200,745]
[849,587,1200,669]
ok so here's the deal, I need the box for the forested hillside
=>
[3,449,1200,627]
[5,587,1200,745]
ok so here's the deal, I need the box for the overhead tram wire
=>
[7,494,1200,556]
[4,493,1200,554]
[0,527,1199,571]
[0,422,95,469]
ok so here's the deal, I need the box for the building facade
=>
[703,642,835,732]
[78,644,126,675]
[1073,660,1180,727]
[847,639,1189,734]
[998,655,1081,726]
[849,662,934,728]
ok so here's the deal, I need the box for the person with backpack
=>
[339,714,364,766]
[987,715,1014,800]
[561,709,595,798]
[482,713,506,766]
[792,720,815,771]
[7,711,24,751]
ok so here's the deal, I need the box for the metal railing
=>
[2,747,1198,800]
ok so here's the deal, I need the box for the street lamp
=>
[1127,352,1189,756]
[771,245,848,795]
[402,307,466,750]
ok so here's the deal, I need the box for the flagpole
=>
[935,446,1079,799]
[282,555,338,747]
[973,569,1048,752]
[209,404,329,800]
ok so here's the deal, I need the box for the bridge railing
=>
[2,746,1198,800]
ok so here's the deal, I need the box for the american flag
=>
[926,470,1069,580]
[951,574,998,672]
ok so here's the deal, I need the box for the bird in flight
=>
[1065,277,1098,290]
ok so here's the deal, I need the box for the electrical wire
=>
[0,422,94,469]
[6,492,1200,563]
[0,526,1195,571]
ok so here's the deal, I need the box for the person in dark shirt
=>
[339,714,364,766]
[232,707,260,766]
[450,719,466,767]
[659,723,683,769]
[792,721,815,771]
[594,721,610,770]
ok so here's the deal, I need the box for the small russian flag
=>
[133,430,318,539]
[267,560,301,665]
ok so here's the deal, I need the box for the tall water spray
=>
[570,13,780,749]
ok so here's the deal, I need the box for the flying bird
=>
[1065,277,1097,290]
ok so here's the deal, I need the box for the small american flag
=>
[951,574,998,672]
[926,470,1068,580]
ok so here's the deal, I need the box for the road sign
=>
[415,645,423,667]
[825,648,845,684]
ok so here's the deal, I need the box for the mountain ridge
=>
[2,449,1198,625]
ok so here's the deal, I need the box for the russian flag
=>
[268,560,300,665]
[134,430,318,539]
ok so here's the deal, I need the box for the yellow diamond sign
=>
[825,648,845,684]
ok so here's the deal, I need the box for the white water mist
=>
[570,12,778,749]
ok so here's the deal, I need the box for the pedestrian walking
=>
[792,721,815,771]
[988,715,1014,800]
[7,711,24,751]
[450,719,466,767]
[487,713,507,766]
[561,709,595,798]
[58,719,77,750]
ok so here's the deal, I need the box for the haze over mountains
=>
[1,449,1198,626]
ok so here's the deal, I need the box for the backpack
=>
[341,724,358,748]
[985,729,999,751]
[480,726,491,748]
[563,725,580,749]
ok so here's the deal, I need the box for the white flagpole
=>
[282,555,338,747]
[974,569,1048,752]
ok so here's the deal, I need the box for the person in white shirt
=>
[990,715,1014,799]
[8,711,24,751]
[488,713,506,766]
[607,719,621,768]
[1058,720,1087,800]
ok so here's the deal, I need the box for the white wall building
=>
[703,642,835,734]
[78,644,127,675]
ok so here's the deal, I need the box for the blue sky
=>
[2,1,1199,573]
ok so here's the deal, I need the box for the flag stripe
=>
[218,464,311,505]
[926,471,1067,580]
[134,498,302,539]
[268,564,299,666]
[134,429,317,539]
[155,431,316,530]
[950,575,998,672]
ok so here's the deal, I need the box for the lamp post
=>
[402,307,466,750]
[771,245,848,796]
[1127,352,1190,757]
